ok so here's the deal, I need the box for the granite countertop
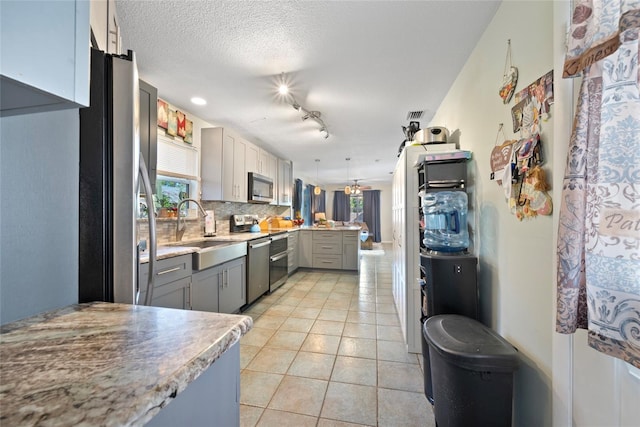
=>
[0,302,252,426]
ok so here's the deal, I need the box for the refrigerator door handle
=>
[140,154,157,305]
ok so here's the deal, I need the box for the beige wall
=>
[429,1,555,425]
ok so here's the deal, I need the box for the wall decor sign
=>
[499,39,518,104]
[167,109,177,136]
[157,99,169,129]
[511,70,554,134]
[184,119,193,144]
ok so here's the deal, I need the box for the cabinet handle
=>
[321,246,333,249]
[157,266,181,276]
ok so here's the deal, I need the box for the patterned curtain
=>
[556,1,640,368]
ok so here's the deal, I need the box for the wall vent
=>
[406,110,424,120]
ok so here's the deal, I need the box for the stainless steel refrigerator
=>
[79,48,157,305]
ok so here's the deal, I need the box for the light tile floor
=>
[240,244,436,427]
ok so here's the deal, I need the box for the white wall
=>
[430,2,555,425]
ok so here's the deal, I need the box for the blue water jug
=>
[422,191,469,252]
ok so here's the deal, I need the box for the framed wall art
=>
[184,119,193,143]
[176,110,186,138]
[157,99,169,129]
[167,109,177,136]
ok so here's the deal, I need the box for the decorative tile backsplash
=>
[139,202,291,245]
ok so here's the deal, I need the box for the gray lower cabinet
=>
[191,257,246,314]
[297,230,360,271]
[287,230,299,275]
[342,231,361,271]
[299,230,313,268]
[146,342,240,427]
[219,257,246,314]
[191,268,220,312]
[139,254,192,309]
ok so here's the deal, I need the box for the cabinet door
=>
[106,0,121,54]
[232,139,247,202]
[221,132,236,201]
[342,231,360,271]
[1,0,90,116]
[299,231,313,268]
[140,276,191,310]
[191,267,221,312]
[277,159,292,206]
[219,257,246,314]
[246,142,259,174]
[201,128,224,200]
[139,79,158,193]
[287,231,299,274]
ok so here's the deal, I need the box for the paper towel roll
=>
[205,210,215,235]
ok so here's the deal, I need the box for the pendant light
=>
[344,158,352,195]
[314,159,321,195]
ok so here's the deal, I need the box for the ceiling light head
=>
[344,185,351,195]
[190,97,207,106]
[314,186,322,195]
[278,84,289,95]
[301,113,310,121]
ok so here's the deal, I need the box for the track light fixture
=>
[277,72,330,140]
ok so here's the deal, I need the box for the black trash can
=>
[424,314,519,427]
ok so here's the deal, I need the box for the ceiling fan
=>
[342,179,372,195]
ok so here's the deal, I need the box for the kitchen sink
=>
[169,240,247,270]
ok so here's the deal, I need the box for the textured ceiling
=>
[116,0,500,188]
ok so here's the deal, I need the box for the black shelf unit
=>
[417,156,479,405]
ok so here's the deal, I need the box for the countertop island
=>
[0,302,252,426]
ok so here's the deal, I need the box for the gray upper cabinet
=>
[139,79,158,193]
[89,0,121,54]
[0,0,90,116]
[201,127,248,202]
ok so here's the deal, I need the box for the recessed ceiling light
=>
[278,84,289,95]
[190,97,207,106]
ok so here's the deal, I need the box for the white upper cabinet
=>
[278,158,293,206]
[0,0,90,116]
[201,127,248,202]
[245,141,260,174]
[260,150,278,181]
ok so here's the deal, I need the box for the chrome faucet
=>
[176,198,208,241]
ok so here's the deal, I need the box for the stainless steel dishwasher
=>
[246,237,270,305]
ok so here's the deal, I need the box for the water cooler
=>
[417,155,479,404]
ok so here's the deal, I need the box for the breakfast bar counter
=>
[0,302,252,426]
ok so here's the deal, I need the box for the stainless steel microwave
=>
[248,172,273,203]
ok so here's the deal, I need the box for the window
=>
[350,194,363,222]
[154,175,198,216]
